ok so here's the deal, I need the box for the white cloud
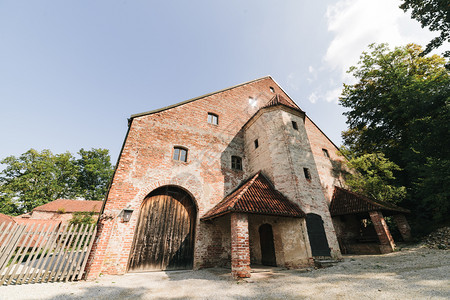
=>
[325,87,342,103]
[308,66,315,73]
[309,92,318,104]
[324,0,441,81]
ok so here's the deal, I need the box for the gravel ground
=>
[1,244,449,300]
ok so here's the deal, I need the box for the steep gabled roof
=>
[33,199,102,213]
[329,186,410,216]
[202,172,305,220]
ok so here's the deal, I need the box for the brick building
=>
[85,76,409,279]
[16,199,101,224]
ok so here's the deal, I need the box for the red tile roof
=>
[263,94,303,112]
[329,186,410,216]
[32,199,102,213]
[202,172,305,220]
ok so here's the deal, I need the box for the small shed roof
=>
[329,187,410,216]
[262,94,303,112]
[33,199,102,213]
[202,172,305,220]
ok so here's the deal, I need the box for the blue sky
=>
[0,0,444,164]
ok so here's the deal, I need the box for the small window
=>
[173,147,188,162]
[303,168,311,180]
[231,156,242,170]
[292,121,298,130]
[270,87,275,93]
[254,139,259,149]
[207,113,218,125]
[322,148,330,158]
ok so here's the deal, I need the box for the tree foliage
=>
[0,148,114,215]
[343,152,406,204]
[69,211,97,226]
[75,148,114,201]
[340,43,450,231]
[400,0,450,58]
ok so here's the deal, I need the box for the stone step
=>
[314,259,340,268]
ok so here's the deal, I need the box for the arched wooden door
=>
[128,186,196,272]
[259,224,276,266]
[306,213,331,257]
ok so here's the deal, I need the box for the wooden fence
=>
[0,222,96,285]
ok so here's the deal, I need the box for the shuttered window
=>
[207,113,218,125]
[173,147,188,162]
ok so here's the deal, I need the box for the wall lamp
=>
[119,208,134,222]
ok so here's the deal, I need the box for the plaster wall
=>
[248,215,312,268]
[304,117,349,203]
[244,108,341,259]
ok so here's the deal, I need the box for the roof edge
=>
[130,76,272,119]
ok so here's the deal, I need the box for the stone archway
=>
[128,186,197,272]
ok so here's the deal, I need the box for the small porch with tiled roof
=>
[201,172,311,279]
[330,187,411,255]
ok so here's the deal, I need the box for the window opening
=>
[254,139,259,149]
[322,148,330,158]
[292,121,298,130]
[231,156,243,170]
[173,147,188,162]
[207,113,218,125]
[269,87,275,93]
[303,168,311,180]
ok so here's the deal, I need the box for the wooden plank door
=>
[306,213,331,257]
[259,224,276,266]
[128,189,196,272]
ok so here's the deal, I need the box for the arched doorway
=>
[259,224,276,266]
[306,213,331,256]
[128,186,197,272]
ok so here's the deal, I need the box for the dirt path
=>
[1,244,449,299]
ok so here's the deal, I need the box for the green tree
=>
[344,152,406,204]
[75,148,114,200]
[0,148,114,215]
[0,149,78,215]
[400,0,450,58]
[340,43,450,230]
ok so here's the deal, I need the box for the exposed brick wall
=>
[231,213,251,278]
[369,210,395,253]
